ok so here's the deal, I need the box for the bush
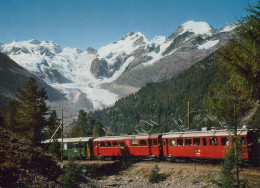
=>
[149,165,168,183]
[60,159,84,188]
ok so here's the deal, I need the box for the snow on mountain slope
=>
[197,40,219,49]
[143,37,172,66]
[0,20,235,112]
[97,32,148,66]
[180,21,213,35]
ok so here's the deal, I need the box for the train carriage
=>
[162,127,259,162]
[93,134,163,159]
[42,137,94,159]
[93,136,128,159]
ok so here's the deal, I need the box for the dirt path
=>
[78,161,260,188]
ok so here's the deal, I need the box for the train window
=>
[149,139,153,146]
[210,138,218,146]
[67,143,75,150]
[106,141,111,147]
[140,140,147,146]
[185,138,192,146]
[100,141,105,147]
[132,140,138,146]
[177,138,183,146]
[193,138,200,146]
[221,137,230,146]
[94,142,97,147]
[154,139,158,146]
[203,138,207,146]
[170,139,176,146]
[112,141,118,147]
[240,137,246,146]
[119,141,124,147]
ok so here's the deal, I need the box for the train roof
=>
[93,134,161,141]
[162,129,248,139]
[42,137,93,144]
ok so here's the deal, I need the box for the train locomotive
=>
[43,127,260,163]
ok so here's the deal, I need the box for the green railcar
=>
[43,137,94,159]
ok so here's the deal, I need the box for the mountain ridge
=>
[0,21,237,114]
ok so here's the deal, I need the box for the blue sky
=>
[0,0,257,50]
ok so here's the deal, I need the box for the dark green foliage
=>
[93,121,105,137]
[47,140,61,160]
[90,53,220,134]
[149,165,168,183]
[77,109,88,136]
[14,77,49,146]
[217,2,260,101]
[5,100,19,131]
[45,110,61,139]
[221,146,236,187]
[60,159,84,188]
[211,3,260,187]
[67,110,96,137]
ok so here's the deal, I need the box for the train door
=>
[86,142,91,158]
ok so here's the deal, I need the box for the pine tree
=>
[45,110,60,139]
[218,3,260,100]
[76,109,88,136]
[93,121,105,137]
[5,100,19,132]
[15,77,49,146]
[87,117,95,136]
[210,2,260,187]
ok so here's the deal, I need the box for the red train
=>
[44,127,260,163]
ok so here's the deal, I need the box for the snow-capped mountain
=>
[0,21,237,114]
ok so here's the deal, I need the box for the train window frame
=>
[210,137,218,146]
[131,140,138,146]
[100,141,105,147]
[177,138,183,146]
[112,141,118,147]
[193,138,200,146]
[170,138,176,146]
[185,138,192,146]
[119,141,125,147]
[154,139,158,146]
[140,140,147,146]
[203,138,207,146]
[221,137,230,146]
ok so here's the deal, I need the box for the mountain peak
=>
[28,39,41,44]
[180,20,213,35]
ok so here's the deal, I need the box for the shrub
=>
[60,159,84,188]
[149,165,168,183]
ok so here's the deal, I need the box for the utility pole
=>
[61,109,63,163]
[187,102,190,129]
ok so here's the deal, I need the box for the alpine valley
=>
[0,21,236,120]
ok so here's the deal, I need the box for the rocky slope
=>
[0,128,62,187]
[0,52,64,110]
[0,21,237,113]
